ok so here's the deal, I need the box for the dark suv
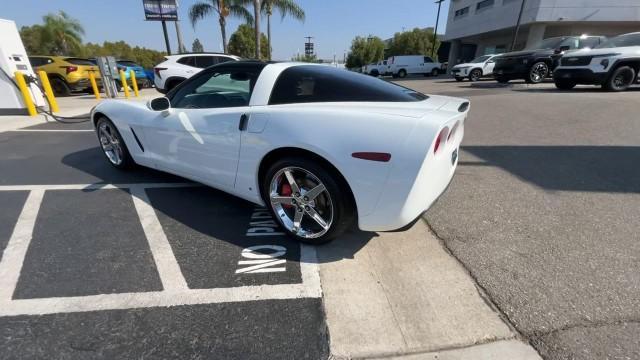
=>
[493,36,606,84]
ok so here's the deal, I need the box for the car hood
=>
[567,47,640,56]
[497,49,553,58]
[453,62,481,69]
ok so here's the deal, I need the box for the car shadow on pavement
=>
[61,147,376,263]
[512,86,640,93]
[461,145,640,193]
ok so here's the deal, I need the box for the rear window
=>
[269,65,427,105]
[64,58,95,65]
[177,56,195,67]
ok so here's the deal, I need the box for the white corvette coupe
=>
[91,61,468,244]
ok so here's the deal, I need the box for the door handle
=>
[239,114,249,131]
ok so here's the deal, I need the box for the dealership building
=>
[443,0,640,70]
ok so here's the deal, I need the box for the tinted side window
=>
[195,56,215,68]
[579,37,601,49]
[177,56,195,67]
[424,57,434,63]
[269,65,427,105]
[29,57,45,67]
[215,56,234,64]
[171,69,258,109]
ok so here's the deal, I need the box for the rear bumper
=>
[553,68,608,85]
[358,111,466,232]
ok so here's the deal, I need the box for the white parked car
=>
[387,55,442,78]
[91,62,468,243]
[153,53,241,93]
[362,60,388,76]
[554,32,640,91]
[451,54,498,82]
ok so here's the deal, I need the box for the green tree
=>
[228,24,268,59]
[345,36,385,69]
[192,38,205,52]
[291,53,318,63]
[189,0,253,53]
[388,28,440,57]
[40,11,85,55]
[261,0,305,60]
[20,25,51,55]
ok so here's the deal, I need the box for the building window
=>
[454,6,469,18]
[476,0,494,11]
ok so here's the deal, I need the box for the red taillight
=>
[61,66,77,74]
[154,67,167,78]
[352,152,392,162]
[434,127,449,154]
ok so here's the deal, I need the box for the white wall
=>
[444,0,640,41]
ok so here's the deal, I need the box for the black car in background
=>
[493,35,606,84]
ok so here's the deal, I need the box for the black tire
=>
[95,117,135,170]
[469,69,482,82]
[398,69,407,78]
[554,79,576,90]
[165,79,184,92]
[495,75,510,84]
[50,77,71,97]
[431,68,439,77]
[455,77,464,82]
[262,157,355,244]
[370,69,379,77]
[604,66,636,92]
[527,61,549,84]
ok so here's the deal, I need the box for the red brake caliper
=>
[281,181,293,208]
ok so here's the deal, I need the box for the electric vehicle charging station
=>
[97,56,120,98]
[0,18,45,115]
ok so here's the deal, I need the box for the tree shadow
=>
[462,145,640,193]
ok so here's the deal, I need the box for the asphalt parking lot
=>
[0,78,638,359]
[0,119,326,359]
[397,78,640,360]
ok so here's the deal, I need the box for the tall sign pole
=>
[431,0,445,58]
[510,0,526,51]
[174,0,185,53]
[158,0,172,54]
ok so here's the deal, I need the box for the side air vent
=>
[130,127,145,152]
[458,102,470,112]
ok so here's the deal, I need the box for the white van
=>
[386,55,441,78]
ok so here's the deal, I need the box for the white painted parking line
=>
[0,183,322,316]
[130,185,189,291]
[0,283,319,317]
[10,129,94,132]
[0,189,45,300]
[0,183,201,192]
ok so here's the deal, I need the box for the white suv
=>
[153,53,241,93]
[553,32,640,91]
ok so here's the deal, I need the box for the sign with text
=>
[143,0,178,21]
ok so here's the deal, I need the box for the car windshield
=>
[597,33,640,48]
[471,55,491,63]
[526,37,570,50]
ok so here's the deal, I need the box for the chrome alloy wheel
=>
[530,62,548,83]
[98,122,124,166]
[269,167,334,239]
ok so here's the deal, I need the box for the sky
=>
[3,0,450,61]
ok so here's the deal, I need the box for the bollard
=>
[37,71,59,113]
[88,71,101,100]
[14,71,37,116]
[129,70,140,97]
[119,70,130,99]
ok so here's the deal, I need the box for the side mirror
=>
[555,45,571,54]
[148,97,170,111]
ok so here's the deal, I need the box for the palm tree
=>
[261,0,305,60]
[41,11,84,55]
[189,0,253,53]
[252,0,262,59]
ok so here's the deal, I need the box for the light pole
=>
[510,0,527,51]
[432,0,445,58]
